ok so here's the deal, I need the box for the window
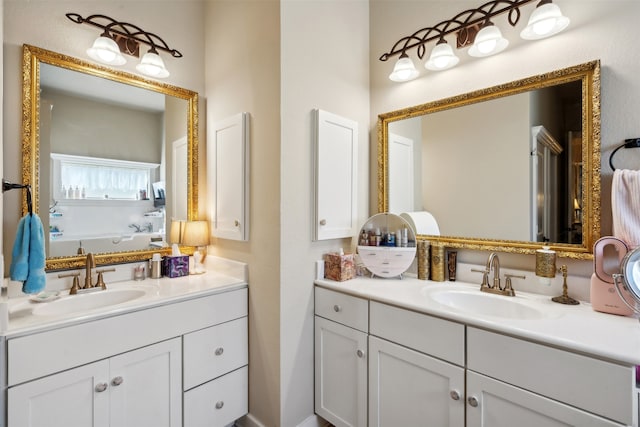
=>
[51,153,159,201]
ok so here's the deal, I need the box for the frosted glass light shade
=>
[389,54,419,82]
[521,2,570,40]
[468,24,509,57]
[425,42,460,71]
[136,51,170,78]
[87,36,126,65]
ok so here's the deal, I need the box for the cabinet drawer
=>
[370,302,464,366]
[358,246,415,278]
[467,327,634,425]
[183,317,248,390]
[184,366,248,427]
[315,287,368,332]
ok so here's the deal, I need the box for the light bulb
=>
[468,24,508,57]
[425,42,459,71]
[389,55,419,82]
[521,2,570,40]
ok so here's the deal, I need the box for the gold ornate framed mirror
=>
[21,44,199,271]
[377,61,600,259]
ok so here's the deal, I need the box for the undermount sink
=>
[427,288,548,320]
[33,288,146,316]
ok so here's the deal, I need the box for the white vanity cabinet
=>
[9,338,181,427]
[368,301,466,427]
[5,286,248,427]
[315,284,637,427]
[314,287,369,427]
[467,327,634,427]
[466,371,622,427]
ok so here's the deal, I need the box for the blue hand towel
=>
[10,213,46,294]
[9,215,29,281]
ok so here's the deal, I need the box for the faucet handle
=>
[95,268,116,290]
[58,272,81,294]
[471,268,490,288]
[503,274,525,296]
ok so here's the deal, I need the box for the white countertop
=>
[315,276,640,366]
[2,257,247,338]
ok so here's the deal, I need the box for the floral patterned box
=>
[324,252,355,282]
[162,255,189,278]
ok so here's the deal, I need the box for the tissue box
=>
[162,255,189,278]
[324,253,355,282]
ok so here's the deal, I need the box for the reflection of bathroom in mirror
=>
[21,45,199,271]
[378,61,600,259]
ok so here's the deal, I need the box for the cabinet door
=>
[313,109,358,241]
[109,338,182,427]
[208,112,250,241]
[8,360,110,427]
[466,371,623,427]
[315,316,367,427]
[368,336,465,427]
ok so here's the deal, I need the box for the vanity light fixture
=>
[66,13,182,79]
[380,0,570,82]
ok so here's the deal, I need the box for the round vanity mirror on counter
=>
[613,246,640,314]
[357,212,416,278]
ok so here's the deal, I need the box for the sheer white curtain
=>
[61,163,149,199]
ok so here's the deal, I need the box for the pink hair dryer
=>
[590,237,633,315]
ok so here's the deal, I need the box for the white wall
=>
[280,2,369,426]
[371,0,640,279]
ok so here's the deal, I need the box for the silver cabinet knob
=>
[450,390,460,401]
[111,376,124,386]
[215,347,224,356]
[468,396,479,407]
[215,401,224,409]
[319,219,327,226]
[234,220,240,227]
[95,382,108,393]
[333,304,341,312]
[356,349,365,358]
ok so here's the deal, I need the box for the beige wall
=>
[280,1,369,426]
[204,1,282,425]
[205,1,370,425]
[370,0,640,278]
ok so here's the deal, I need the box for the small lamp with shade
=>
[182,220,210,274]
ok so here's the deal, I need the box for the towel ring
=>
[2,179,33,215]
[609,138,640,171]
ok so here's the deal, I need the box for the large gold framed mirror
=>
[378,61,600,259]
[21,44,199,271]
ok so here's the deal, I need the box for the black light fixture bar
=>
[66,13,182,58]
[379,0,544,61]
